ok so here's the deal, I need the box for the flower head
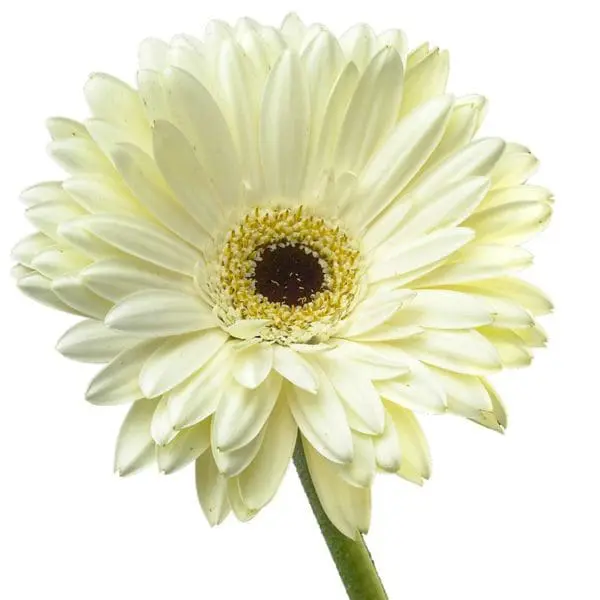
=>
[13,14,552,539]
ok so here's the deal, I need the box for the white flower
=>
[12,14,552,539]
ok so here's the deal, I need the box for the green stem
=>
[293,439,389,600]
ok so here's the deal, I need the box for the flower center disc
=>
[253,244,325,306]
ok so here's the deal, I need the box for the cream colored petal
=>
[377,367,447,414]
[408,137,505,200]
[446,277,553,316]
[385,176,489,245]
[20,181,68,207]
[373,413,402,472]
[137,69,169,123]
[164,67,242,208]
[491,148,539,187]
[413,244,533,287]
[344,95,454,228]
[76,214,200,275]
[114,398,159,476]
[400,48,449,117]
[340,23,376,71]
[425,95,487,166]
[427,366,493,420]
[57,319,139,363]
[31,248,90,279]
[515,323,547,347]
[227,480,258,522]
[46,117,90,141]
[57,219,122,259]
[63,175,142,216]
[152,120,224,234]
[86,340,159,405]
[463,201,552,245]
[273,345,319,393]
[334,47,403,175]
[81,258,194,302]
[393,290,493,329]
[399,329,501,375]
[48,137,114,176]
[233,343,273,389]
[477,184,553,212]
[139,329,228,397]
[11,232,55,266]
[195,452,230,526]
[377,29,408,60]
[260,50,309,198]
[111,143,209,247]
[52,275,112,319]
[337,433,376,488]
[224,319,271,340]
[280,13,307,48]
[336,290,414,338]
[385,402,431,481]
[238,399,297,510]
[157,419,211,474]
[139,38,168,71]
[16,272,80,315]
[478,327,532,368]
[213,375,282,452]
[362,199,413,254]
[320,360,385,435]
[105,289,217,337]
[288,370,354,465]
[302,438,371,539]
[369,227,474,283]
[212,427,266,477]
[166,343,233,429]
[150,395,177,446]
[26,198,87,240]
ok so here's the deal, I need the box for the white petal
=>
[62,175,141,216]
[225,319,271,339]
[150,395,177,446]
[273,345,319,393]
[413,245,533,287]
[490,148,539,187]
[139,38,168,71]
[448,277,553,316]
[328,340,410,380]
[86,341,160,405]
[393,290,493,329]
[464,201,552,244]
[302,439,370,539]
[30,248,90,279]
[427,366,493,419]
[340,23,376,71]
[11,232,55,266]
[336,290,414,338]
[238,399,297,510]
[385,402,431,481]
[77,214,200,275]
[213,375,282,452]
[195,452,230,526]
[139,329,228,397]
[212,427,266,477]
[52,275,112,319]
[137,69,169,123]
[48,137,114,175]
[288,373,354,464]
[320,361,385,435]
[478,327,532,368]
[157,419,211,474]
[344,95,454,228]
[17,272,79,314]
[337,433,376,488]
[401,49,449,117]
[164,67,242,209]
[260,50,309,197]
[227,480,258,522]
[57,319,139,363]
[46,117,90,141]
[166,343,233,429]
[478,184,552,212]
[26,198,86,240]
[111,143,208,247]
[114,398,159,476]
[152,120,224,234]
[399,329,501,375]
[81,258,194,302]
[105,289,217,337]
[373,413,402,472]
[334,47,403,175]
[369,227,474,283]
[20,181,67,207]
[233,344,273,389]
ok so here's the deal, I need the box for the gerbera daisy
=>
[12,13,551,597]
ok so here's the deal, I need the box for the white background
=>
[0,1,597,598]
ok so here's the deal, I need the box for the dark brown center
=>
[252,243,326,306]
